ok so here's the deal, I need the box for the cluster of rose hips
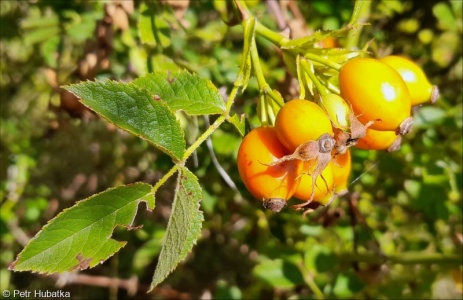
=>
[238,56,438,214]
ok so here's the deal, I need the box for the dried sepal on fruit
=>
[265,133,335,211]
[266,134,335,166]
[291,161,336,215]
[333,112,378,155]
[263,198,288,213]
[397,116,414,136]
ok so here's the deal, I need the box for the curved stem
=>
[250,37,284,124]
[235,0,289,47]
[266,89,284,108]
[259,94,268,126]
[255,21,289,47]
[151,164,180,194]
[152,81,240,194]
[250,38,267,89]
[265,96,277,125]
[296,55,307,99]
[304,52,342,71]
[296,263,324,299]
[345,0,371,50]
[183,82,239,160]
[239,0,342,74]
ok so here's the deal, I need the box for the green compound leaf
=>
[64,80,185,160]
[151,167,204,289]
[9,183,154,274]
[132,71,226,116]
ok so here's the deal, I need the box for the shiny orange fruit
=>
[331,149,351,195]
[339,58,412,132]
[380,55,438,106]
[237,126,304,212]
[355,127,401,151]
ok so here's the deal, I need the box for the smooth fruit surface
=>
[355,128,399,151]
[380,55,434,106]
[293,161,334,204]
[237,126,303,201]
[339,58,411,131]
[332,149,351,194]
[275,99,333,153]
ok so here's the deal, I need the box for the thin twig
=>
[7,219,30,247]
[266,0,288,31]
[203,116,242,199]
[51,273,191,299]
[296,263,324,299]
[52,273,139,296]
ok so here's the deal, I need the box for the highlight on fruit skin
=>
[237,126,304,212]
[380,55,439,105]
[339,57,412,133]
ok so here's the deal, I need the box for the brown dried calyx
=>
[387,134,403,152]
[334,111,378,155]
[292,200,323,216]
[290,176,337,216]
[430,85,440,104]
[266,133,335,165]
[263,198,287,213]
[397,116,413,136]
[266,134,336,212]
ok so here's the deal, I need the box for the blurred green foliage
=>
[1,0,461,299]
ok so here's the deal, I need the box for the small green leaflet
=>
[228,113,247,137]
[9,183,154,274]
[64,80,185,160]
[150,167,203,290]
[132,71,226,115]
